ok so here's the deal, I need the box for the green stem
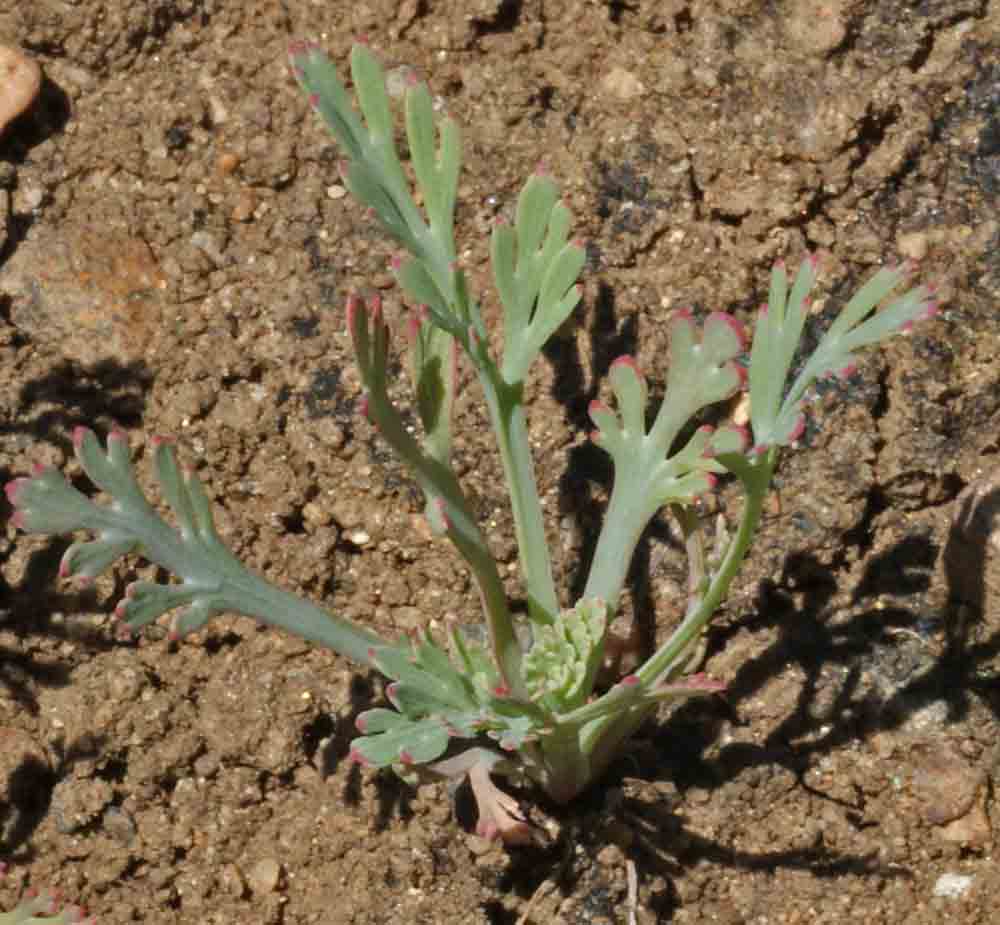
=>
[212,571,386,667]
[635,458,773,685]
[536,725,592,803]
[582,455,658,610]
[583,397,697,611]
[482,378,559,626]
[365,372,524,691]
[576,451,777,785]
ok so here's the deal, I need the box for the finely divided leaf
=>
[751,258,937,449]
[353,711,452,767]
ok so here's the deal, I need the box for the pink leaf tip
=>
[406,313,422,343]
[398,749,415,765]
[476,820,499,840]
[345,292,361,328]
[349,748,370,767]
[787,413,806,443]
[672,672,726,693]
[609,354,643,377]
[4,478,26,505]
[729,361,749,390]
[434,497,452,532]
[72,426,90,450]
[619,674,640,688]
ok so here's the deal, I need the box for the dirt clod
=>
[0,46,41,136]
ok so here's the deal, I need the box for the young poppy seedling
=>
[6,40,939,843]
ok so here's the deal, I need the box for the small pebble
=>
[897,230,930,261]
[596,843,625,867]
[466,834,496,856]
[0,46,42,136]
[219,863,248,898]
[247,857,281,894]
[217,151,240,175]
[783,0,848,55]
[103,806,138,846]
[601,66,646,101]
[932,873,973,899]
[231,189,257,222]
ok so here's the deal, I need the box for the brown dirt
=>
[1,1,999,922]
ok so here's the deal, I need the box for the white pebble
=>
[933,873,973,899]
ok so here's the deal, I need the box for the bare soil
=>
[2,1,999,922]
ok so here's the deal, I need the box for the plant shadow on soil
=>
[2,359,153,858]
[0,734,108,864]
[479,522,1000,921]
